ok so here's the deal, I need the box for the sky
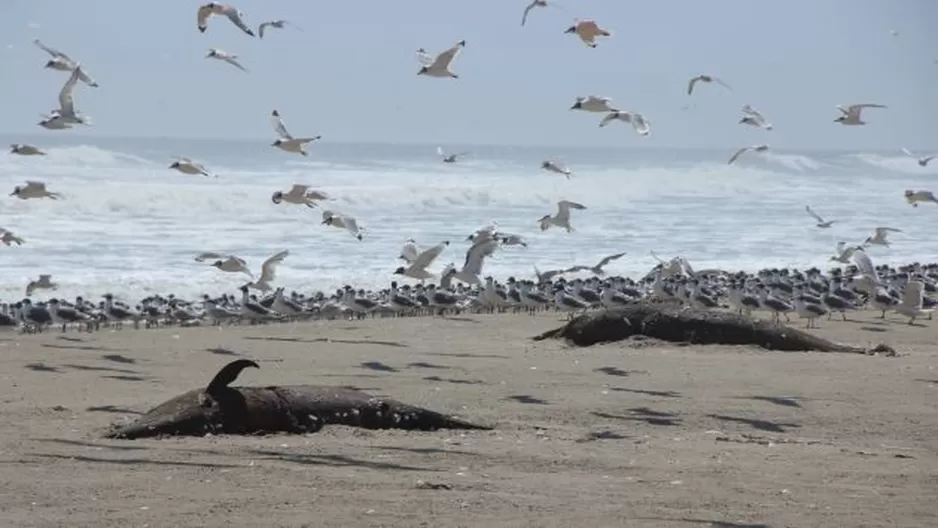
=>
[0,0,935,150]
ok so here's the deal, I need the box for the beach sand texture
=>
[1,312,936,527]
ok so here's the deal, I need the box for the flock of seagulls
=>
[3,2,936,336]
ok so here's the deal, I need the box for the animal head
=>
[564,26,576,34]
[168,161,180,169]
[271,191,283,204]
[321,216,335,226]
[271,139,283,147]
[417,66,429,76]
[569,101,582,110]
[10,186,21,197]
[393,266,406,275]
[834,116,845,123]
[43,59,58,69]
[211,260,224,268]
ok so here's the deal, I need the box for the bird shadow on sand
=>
[100,374,150,382]
[608,387,683,398]
[576,430,629,443]
[86,405,143,415]
[592,407,682,426]
[370,445,482,457]
[245,448,438,472]
[438,316,481,324]
[243,336,408,348]
[594,366,647,377]
[707,414,800,433]
[360,361,398,372]
[35,438,147,451]
[30,453,239,469]
[632,518,770,528]
[423,375,487,385]
[914,378,938,386]
[25,362,60,372]
[41,343,125,352]
[859,326,889,333]
[742,395,803,409]
[505,395,549,405]
[426,352,510,359]
[406,361,451,370]
[206,347,241,356]
[61,363,139,375]
[101,354,136,364]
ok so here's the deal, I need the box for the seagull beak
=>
[321,219,329,225]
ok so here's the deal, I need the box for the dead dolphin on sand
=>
[534,305,896,354]
[106,359,493,439]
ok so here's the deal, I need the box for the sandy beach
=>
[1,312,936,527]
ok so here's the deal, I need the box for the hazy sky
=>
[0,0,935,149]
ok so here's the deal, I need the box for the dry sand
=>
[1,311,936,527]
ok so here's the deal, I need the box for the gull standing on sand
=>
[739,105,773,130]
[10,181,61,200]
[687,74,732,95]
[258,20,302,38]
[197,3,255,36]
[541,160,572,179]
[25,274,57,296]
[416,40,466,78]
[904,190,938,207]
[169,157,215,177]
[864,227,901,247]
[0,228,25,246]
[244,250,290,292]
[394,240,450,280]
[10,144,45,156]
[539,200,586,232]
[565,252,627,276]
[270,110,321,156]
[33,39,99,87]
[206,48,248,72]
[322,211,364,241]
[901,148,935,167]
[834,104,886,125]
[438,146,469,163]
[805,205,836,228]
[272,184,329,208]
[570,96,617,113]
[728,144,769,165]
[564,20,611,48]
[599,110,650,136]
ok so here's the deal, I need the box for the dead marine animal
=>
[106,359,492,439]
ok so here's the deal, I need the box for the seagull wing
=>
[258,21,271,38]
[416,48,434,67]
[565,265,590,273]
[875,227,902,235]
[901,147,914,157]
[835,241,845,255]
[289,184,310,195]
[728,146,749,165]
[713,77,733,91]
[687,76,701,95]
[595,252,627,268]
[270,110,293,139]
[411,241,448,270]
[33,39,70,61]
[852,249,879,283]
[558,200,586,212]
[851,103,887,111]
[400,240,419,264]
[431,40,465,70]
[195,251,226,262]
[26,181,46,191]
[197,4,214,30]
[437,146,445,157]
[224,56,248,71]
[344,216,361,236]
[224,8,256,36]
[598,111,619,127]
[521,1,535,26]
[258,250,289,284]
[58,67,81,116]
[463,239,498,276]
[805,205,824,223]
[630,113,651,136]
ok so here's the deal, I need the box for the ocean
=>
[1,135,936,302]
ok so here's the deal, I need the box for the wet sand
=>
[1,311,936,527]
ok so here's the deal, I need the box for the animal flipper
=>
[205,359,259,394]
